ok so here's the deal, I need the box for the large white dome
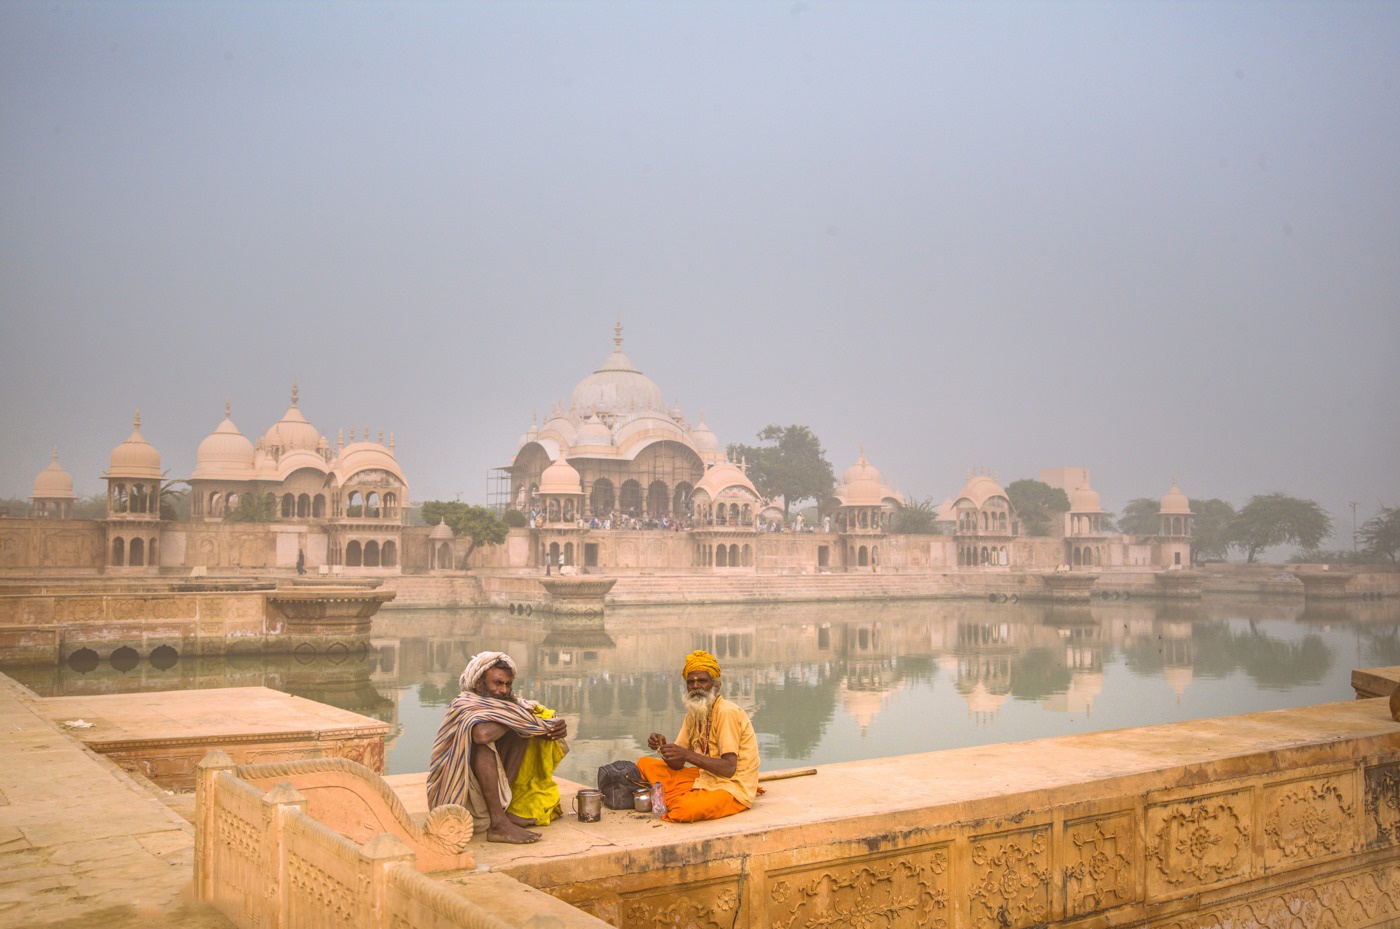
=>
[568,322,667,416]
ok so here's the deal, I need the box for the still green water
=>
[7,596,1397,785]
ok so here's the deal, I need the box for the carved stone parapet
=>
[1030,573,1098,603]
[1296,570,1356,600]
[267,586,396,637]
[538,576,617,617]
[1151,570,1203,599]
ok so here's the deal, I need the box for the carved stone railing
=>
[232,756,474,873]
[194,750,589,928]
[497,698,1400,929]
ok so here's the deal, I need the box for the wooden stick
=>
[758,767,817,782]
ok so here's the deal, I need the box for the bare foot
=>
[507,811,537,827]
[487,821,541,844]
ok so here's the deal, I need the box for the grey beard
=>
[683,688,718,733]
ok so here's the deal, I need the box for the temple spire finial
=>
[225,398,231,419]
[291,380,299,408]
[52,446,59,463]
[134,409,141,431]
[613,314,623,350]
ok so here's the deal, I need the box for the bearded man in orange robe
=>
[638,649,759,822]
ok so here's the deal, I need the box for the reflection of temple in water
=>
[9,596,1390,776]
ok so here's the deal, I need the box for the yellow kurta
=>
[676,696,759,807]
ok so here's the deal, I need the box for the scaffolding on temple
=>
[487,467,512,516]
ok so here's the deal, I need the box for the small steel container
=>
[633,790,652,813]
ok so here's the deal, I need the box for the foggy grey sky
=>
[3,1,1397,543]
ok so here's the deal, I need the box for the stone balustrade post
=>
[360,833,416,928]
[194,749,237,902]
[261,781,306,929]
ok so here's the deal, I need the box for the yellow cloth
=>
[676,696,759,807]
[682,649,721,680]
[506,705,566,825]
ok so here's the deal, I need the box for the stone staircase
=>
[601,572,1022,605]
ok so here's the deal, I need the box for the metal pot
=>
[572,788,602,822]
[633,789,652,813]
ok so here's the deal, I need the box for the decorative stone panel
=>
[1146,788,1252,900]
[1063,812,1136,918]
[1160,861,1400,929]
[617,877,741,929]
[967,826,1051,929]
[764,844,951,929]
[1365,762,1400,849]
[1263,771,1356,870]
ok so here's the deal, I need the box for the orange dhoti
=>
[637,756,747,823]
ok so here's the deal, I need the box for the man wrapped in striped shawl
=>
[426,651,568,844]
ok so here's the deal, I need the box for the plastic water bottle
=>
[650,781,667,819]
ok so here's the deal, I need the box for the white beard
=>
[683,688,718,735]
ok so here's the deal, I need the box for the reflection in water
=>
[5,597,1394,783]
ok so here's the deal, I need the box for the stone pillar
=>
[361,833,416,929]
[261,781,306,929]
[194,749,237,902]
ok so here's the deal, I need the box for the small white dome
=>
[538,456,583,495]
[1160,480,1191,515]
[106,412,162,479]
[33,449,76,499]
[690,414,719,453]
[261,384,320,451]
[1069,485,1102,513]
[575,414,612,448]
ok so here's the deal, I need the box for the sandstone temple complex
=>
[8,324,1193,577]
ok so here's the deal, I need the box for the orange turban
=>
[682,649,721,680]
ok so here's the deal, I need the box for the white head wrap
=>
[460,651,517,694]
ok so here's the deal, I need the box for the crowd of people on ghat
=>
[426,647,759,844]
[522,507,830,533]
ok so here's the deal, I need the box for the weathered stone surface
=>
[33,686,389,789]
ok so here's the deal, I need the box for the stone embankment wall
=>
[0,582,392,664]
[0,586,275,663]
[196,697,1400,929]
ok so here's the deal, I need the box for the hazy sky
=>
[3,2,1397,544]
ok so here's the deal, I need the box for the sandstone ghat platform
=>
[33,687,389,790]
[0,672,230,928]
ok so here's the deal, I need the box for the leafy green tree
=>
[727,425,835,518]
[1229,493,1333,564]
[419,501,508,561]
[896,497,943,535]
[227,485,276,523]
[1005,479,1069,537]
[0,497,27,517]
[1190,498,1237,563]
[1117,498,1161,536]
[502,508,528,529]
[1360,506,1400,563]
